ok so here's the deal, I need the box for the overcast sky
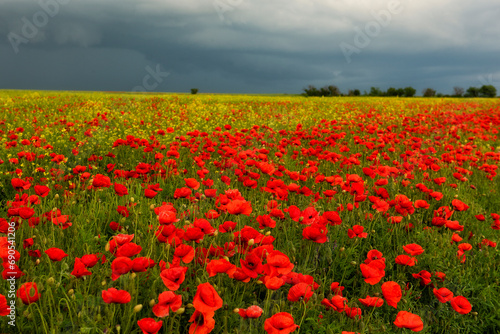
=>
[1,0,499,95]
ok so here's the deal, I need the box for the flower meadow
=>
[0,91,499,334]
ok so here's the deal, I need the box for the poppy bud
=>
[133,304,143,313]
[35,259,40,265]
[187,303,193,308]
[105,242,110,252]
[233,308,240,313]
[55,194,59,199]
[248,239,255,246]
[150,204,155,210]
[47,277,55,285]
[175,307,185,315]
[265,231,271,236]
[130,197,135,202]
[68,289,74,296]
[350,261,357,265]
[101,280,107,286]
[149,299,156,307]
[340,247,345,252]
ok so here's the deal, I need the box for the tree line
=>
[302,85,497,98]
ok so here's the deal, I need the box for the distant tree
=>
[386,87,398,96]
[303,85,320,97]
[453,86,464,97]
[403,87,416,97]
[353,89,360,96]
[369,87,383,96]
[436,93,443,97]
[191,88,199,94]
[479,85,497,97]
[422,88,436,97]
[464,87,480,97]
[327,85,341,96]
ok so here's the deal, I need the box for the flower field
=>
[1,91,499,333]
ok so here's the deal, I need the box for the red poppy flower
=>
[344,306,362,319]
[433,287,454,303]
[412,270,432,285]
[206,258,236,278]
[264,250,294,277]
[152,291,182,317]
[263,275,286,290]
[360,259,386,285]
[359,295,384,307]
[116,206,130,217]
[160,266,188,291]
[45,247,69,262]
[81,254,100,268]
[17,282,40,305]
[264,312,299,334]
[287,282,314,303]
[348,225,367,239]
[394,311,424,332]
[193,282,223,314]
[226,199,252,216]
[184,178,200,190]
[414,200,430,209]
[321,295,347,312]
[188,310,215,334]
[34,185,50,197]
[451,199,469,211]
[238,305,263,318]
[71,258,92,278]
[402,244,424,256]
[395,255,417,266]
[137,318,163,334]
[102,288,131,304]
[382,281,402,308]
[92,174,111,188]
[450,296,472,314]
[11,178,31,191]
[114,183,128,196]
[302,223,328,243]
[111,256,133,281]
[0,294,11,316]
[173,244,195,265]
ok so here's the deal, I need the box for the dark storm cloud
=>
[0,0,499,94]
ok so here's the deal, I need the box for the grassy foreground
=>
[0,91,499,333]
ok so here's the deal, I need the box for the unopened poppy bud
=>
[101,280,107,286]
[54,194,59,199]
[471,312,478,316]
[68,289,74,296]
[175,307,185,315]
[213,230,218,237]
[265,231,271,236]
[350,261,357,265]
[105,242,110,252]
[248,239,255,246]
[130,197,135,202]
[120,217,126,223]
[130,273,136,279]
[35,259,40,265]
[47,277,55,285]
[150,204,155,210]
[233,308,240,313]
[187,303,194,308]
[340,247,345,252]
[149,299,156,307]
[133,304,143,313]
[223,256,230,261]
[371,230,376,233]
[116,325,121,333]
